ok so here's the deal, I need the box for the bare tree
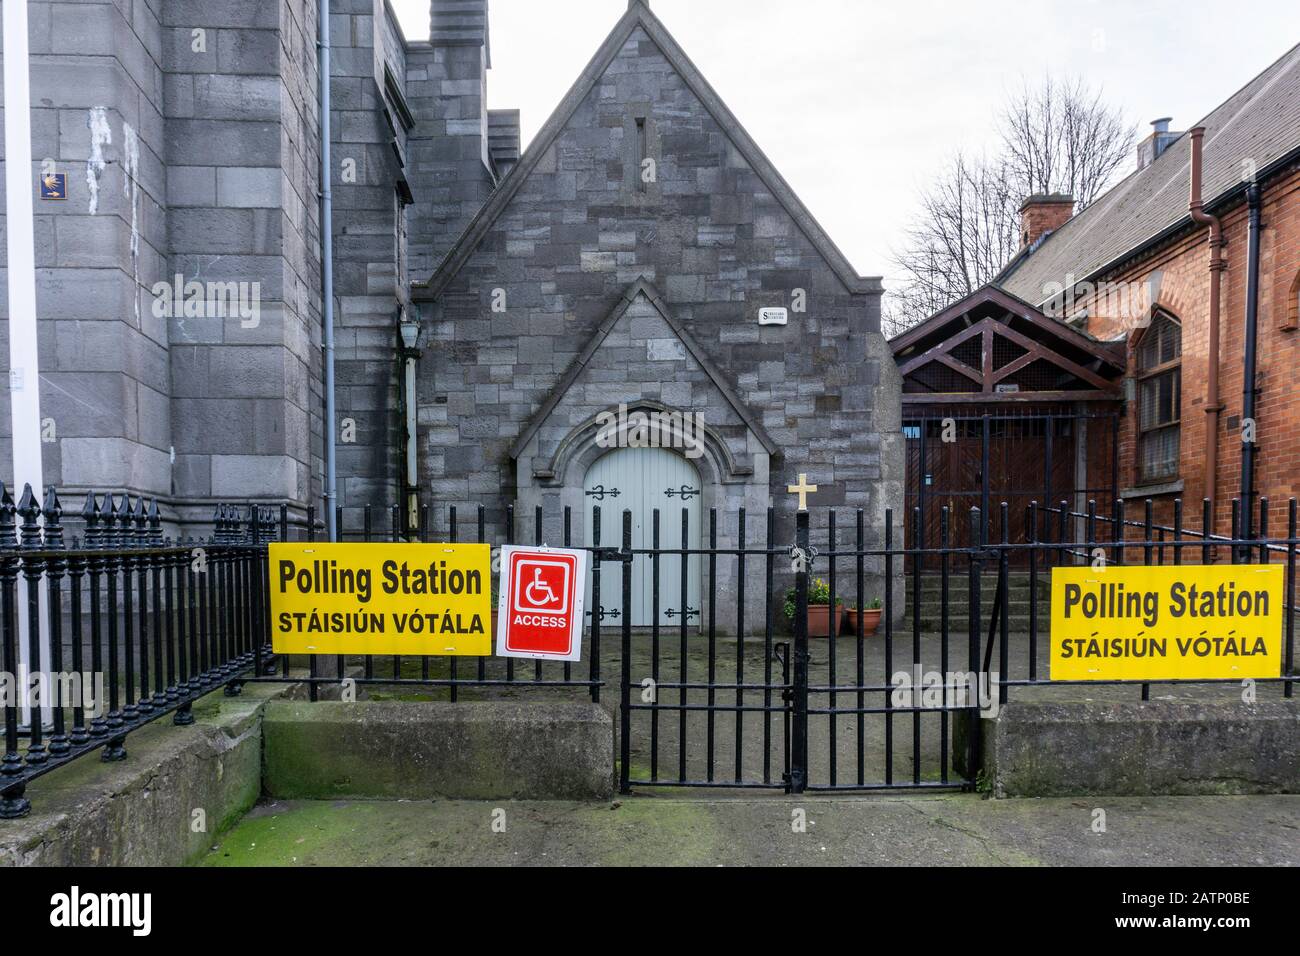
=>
[885,75,1133,336]
[1000,74,1133,209]
[884,152,1021,335]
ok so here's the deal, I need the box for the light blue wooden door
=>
[585,446,702,628]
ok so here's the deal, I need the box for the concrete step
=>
[905,586,1048,598]
[898,616,1049,633]
[903,593,1043,607]
[905,575,1048,589]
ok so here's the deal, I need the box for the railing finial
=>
[41,486,64,551]
[148,497,163,545]
[17,484,42,551]
[0,482,17,550]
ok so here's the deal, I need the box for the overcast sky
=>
[390,0,1300,286]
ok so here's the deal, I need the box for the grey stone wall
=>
[420,24,903,571]
[280,0,327,519]
[0,0,173,500]
[404,0,497,279]
[0,0,329,529]
[328,0,415,528]
[163,0,322,526]
[0,0,904,601]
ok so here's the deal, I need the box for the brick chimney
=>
[1019,194,1074,249]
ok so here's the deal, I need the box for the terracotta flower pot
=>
[844,608,882,636]
[807,604,843,638]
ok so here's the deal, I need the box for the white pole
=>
[4,0,51,727]
[4,0,42,487]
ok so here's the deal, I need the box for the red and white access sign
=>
[496,545,589,661]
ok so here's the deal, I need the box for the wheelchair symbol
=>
[525,567,560,607]
[512,557,572,615]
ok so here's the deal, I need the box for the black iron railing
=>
[2,482,1294,814]
[0,482,273,818]
[242,502,607,700]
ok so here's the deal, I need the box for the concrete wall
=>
[262,700,615,800]
[961,699,1300,797]
[0,692,615,865]
[0,687,272,867]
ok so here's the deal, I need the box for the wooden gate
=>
[905,412,1117,567]
[889,285,1127,567]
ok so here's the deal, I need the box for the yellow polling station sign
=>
[1050,563,1284,681]
[269,542,492,656]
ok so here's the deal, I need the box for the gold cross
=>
[787,473,817,512]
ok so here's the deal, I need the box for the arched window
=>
[1137,312,1181,482]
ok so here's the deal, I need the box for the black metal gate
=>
[613,504,984,793]
[612,494,1298,794]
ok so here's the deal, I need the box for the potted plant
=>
[783,578,843,638]
[844,598,883,636]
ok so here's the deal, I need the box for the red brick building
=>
[896,42,1300,546]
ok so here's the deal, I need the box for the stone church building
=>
[0,0,902,624]
[412,2,901,620]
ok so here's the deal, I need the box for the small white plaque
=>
[758,307,788,326]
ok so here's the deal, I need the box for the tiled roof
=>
[999,42,1300,306]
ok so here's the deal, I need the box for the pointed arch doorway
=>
[584,446,702,628]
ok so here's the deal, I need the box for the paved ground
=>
[200,793,1300,866]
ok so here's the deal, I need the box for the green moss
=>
[579,799,723,866]
[366,691,442,703]
[617,759,656,783]
[200,798,724,867]
[203,803,374,866]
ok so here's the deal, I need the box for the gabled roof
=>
[998,41,1300,306]
[890,285,1124,404]
[510,278,779,459]
[413,0,878,302]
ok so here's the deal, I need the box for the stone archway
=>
[514,401,771,635]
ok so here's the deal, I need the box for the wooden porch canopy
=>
[889,285,1125,405]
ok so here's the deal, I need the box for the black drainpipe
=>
[1240,181,1262,547]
